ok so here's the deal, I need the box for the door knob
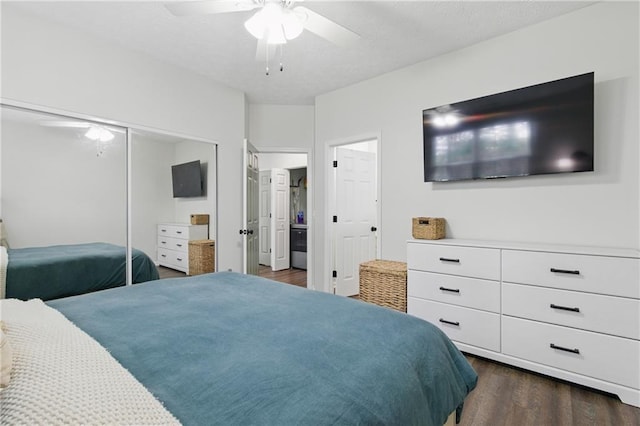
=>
[371,226,377,232]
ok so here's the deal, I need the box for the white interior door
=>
[270,168,290,271]
[259,170,271,266]
[334,147,377,296]
[242,139,259,275]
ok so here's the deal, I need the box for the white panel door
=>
[242,139,259,275]
[270,168,290,271]
[334,147,377,296]
[258,170,271,266]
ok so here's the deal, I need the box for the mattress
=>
[45,272,478,425]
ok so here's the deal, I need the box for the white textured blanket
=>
[0,298,180,425]
[0,246,7,299]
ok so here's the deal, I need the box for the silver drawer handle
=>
[550,343,580,354]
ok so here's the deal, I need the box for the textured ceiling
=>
[6,1,594,105]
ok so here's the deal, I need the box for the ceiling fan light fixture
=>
[244,2,303,45]
[282,9,303,40]
[244,9,267,40]
[85,125,114,142]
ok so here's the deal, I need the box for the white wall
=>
[258,153,307,171]
[249,105,314,150]
[314,2,639,292]
[1,5,246,271]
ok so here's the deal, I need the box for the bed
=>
[1,272,477,425]
[0,242,159,301]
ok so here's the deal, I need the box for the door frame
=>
[254,146,312,290]
[324,133,382,295]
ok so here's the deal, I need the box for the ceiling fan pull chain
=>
[279,45,284,72]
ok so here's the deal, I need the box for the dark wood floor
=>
[460,354,640,426]
[157,264,307,287]
[157,265,187,279]
[158,266,639,424]
[258,265,307,287]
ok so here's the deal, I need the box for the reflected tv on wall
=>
[422,72,594,182]
[172,160,203,198]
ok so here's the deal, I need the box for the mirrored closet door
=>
[1,104,218,299]
[1,106,127,248]
[0,105,129,300]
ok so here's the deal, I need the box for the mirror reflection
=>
[130,130,217,280]
[0,105,155,300]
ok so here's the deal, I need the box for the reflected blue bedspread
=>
[49,272,477,426]
[7,242,158,301]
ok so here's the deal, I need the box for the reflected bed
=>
[1,242,158,301]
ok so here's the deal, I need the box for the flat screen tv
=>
[422,72,594,182]
[172,160,203,198]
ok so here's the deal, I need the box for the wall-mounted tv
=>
[422,72,594,182]
[172,160,203,198]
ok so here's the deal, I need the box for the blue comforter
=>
[49,272,477,426]
[6,242,159,301]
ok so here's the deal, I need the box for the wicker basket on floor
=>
[359,259,407,312]
[188,239,215,276]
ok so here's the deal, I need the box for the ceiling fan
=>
[165,0,360,73]
[39,120,125,155]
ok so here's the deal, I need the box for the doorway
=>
[249,150,311,288]
[329,139,379,296]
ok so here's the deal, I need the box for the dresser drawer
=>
[407,243,500,280]
[157,247,189,271]
[408,270,500,313]
[408,297,500,352]
[502,250,639,298]
[157,224,208,240]
[503,283,640,340]
[502,316,640,389]
[157,235,189,253]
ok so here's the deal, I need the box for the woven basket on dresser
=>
[359,259,407,312]
[188,240,215,276]
[412,217,446,240]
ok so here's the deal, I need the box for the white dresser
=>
[157,223,208,274]
[407,239,640,407]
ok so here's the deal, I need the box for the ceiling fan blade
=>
[165,0,259,17]
[294,6,360,47]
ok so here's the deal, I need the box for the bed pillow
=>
[0,322,12,388]
[0,221,7,248]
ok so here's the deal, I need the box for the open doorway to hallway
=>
[256,151,309,288]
